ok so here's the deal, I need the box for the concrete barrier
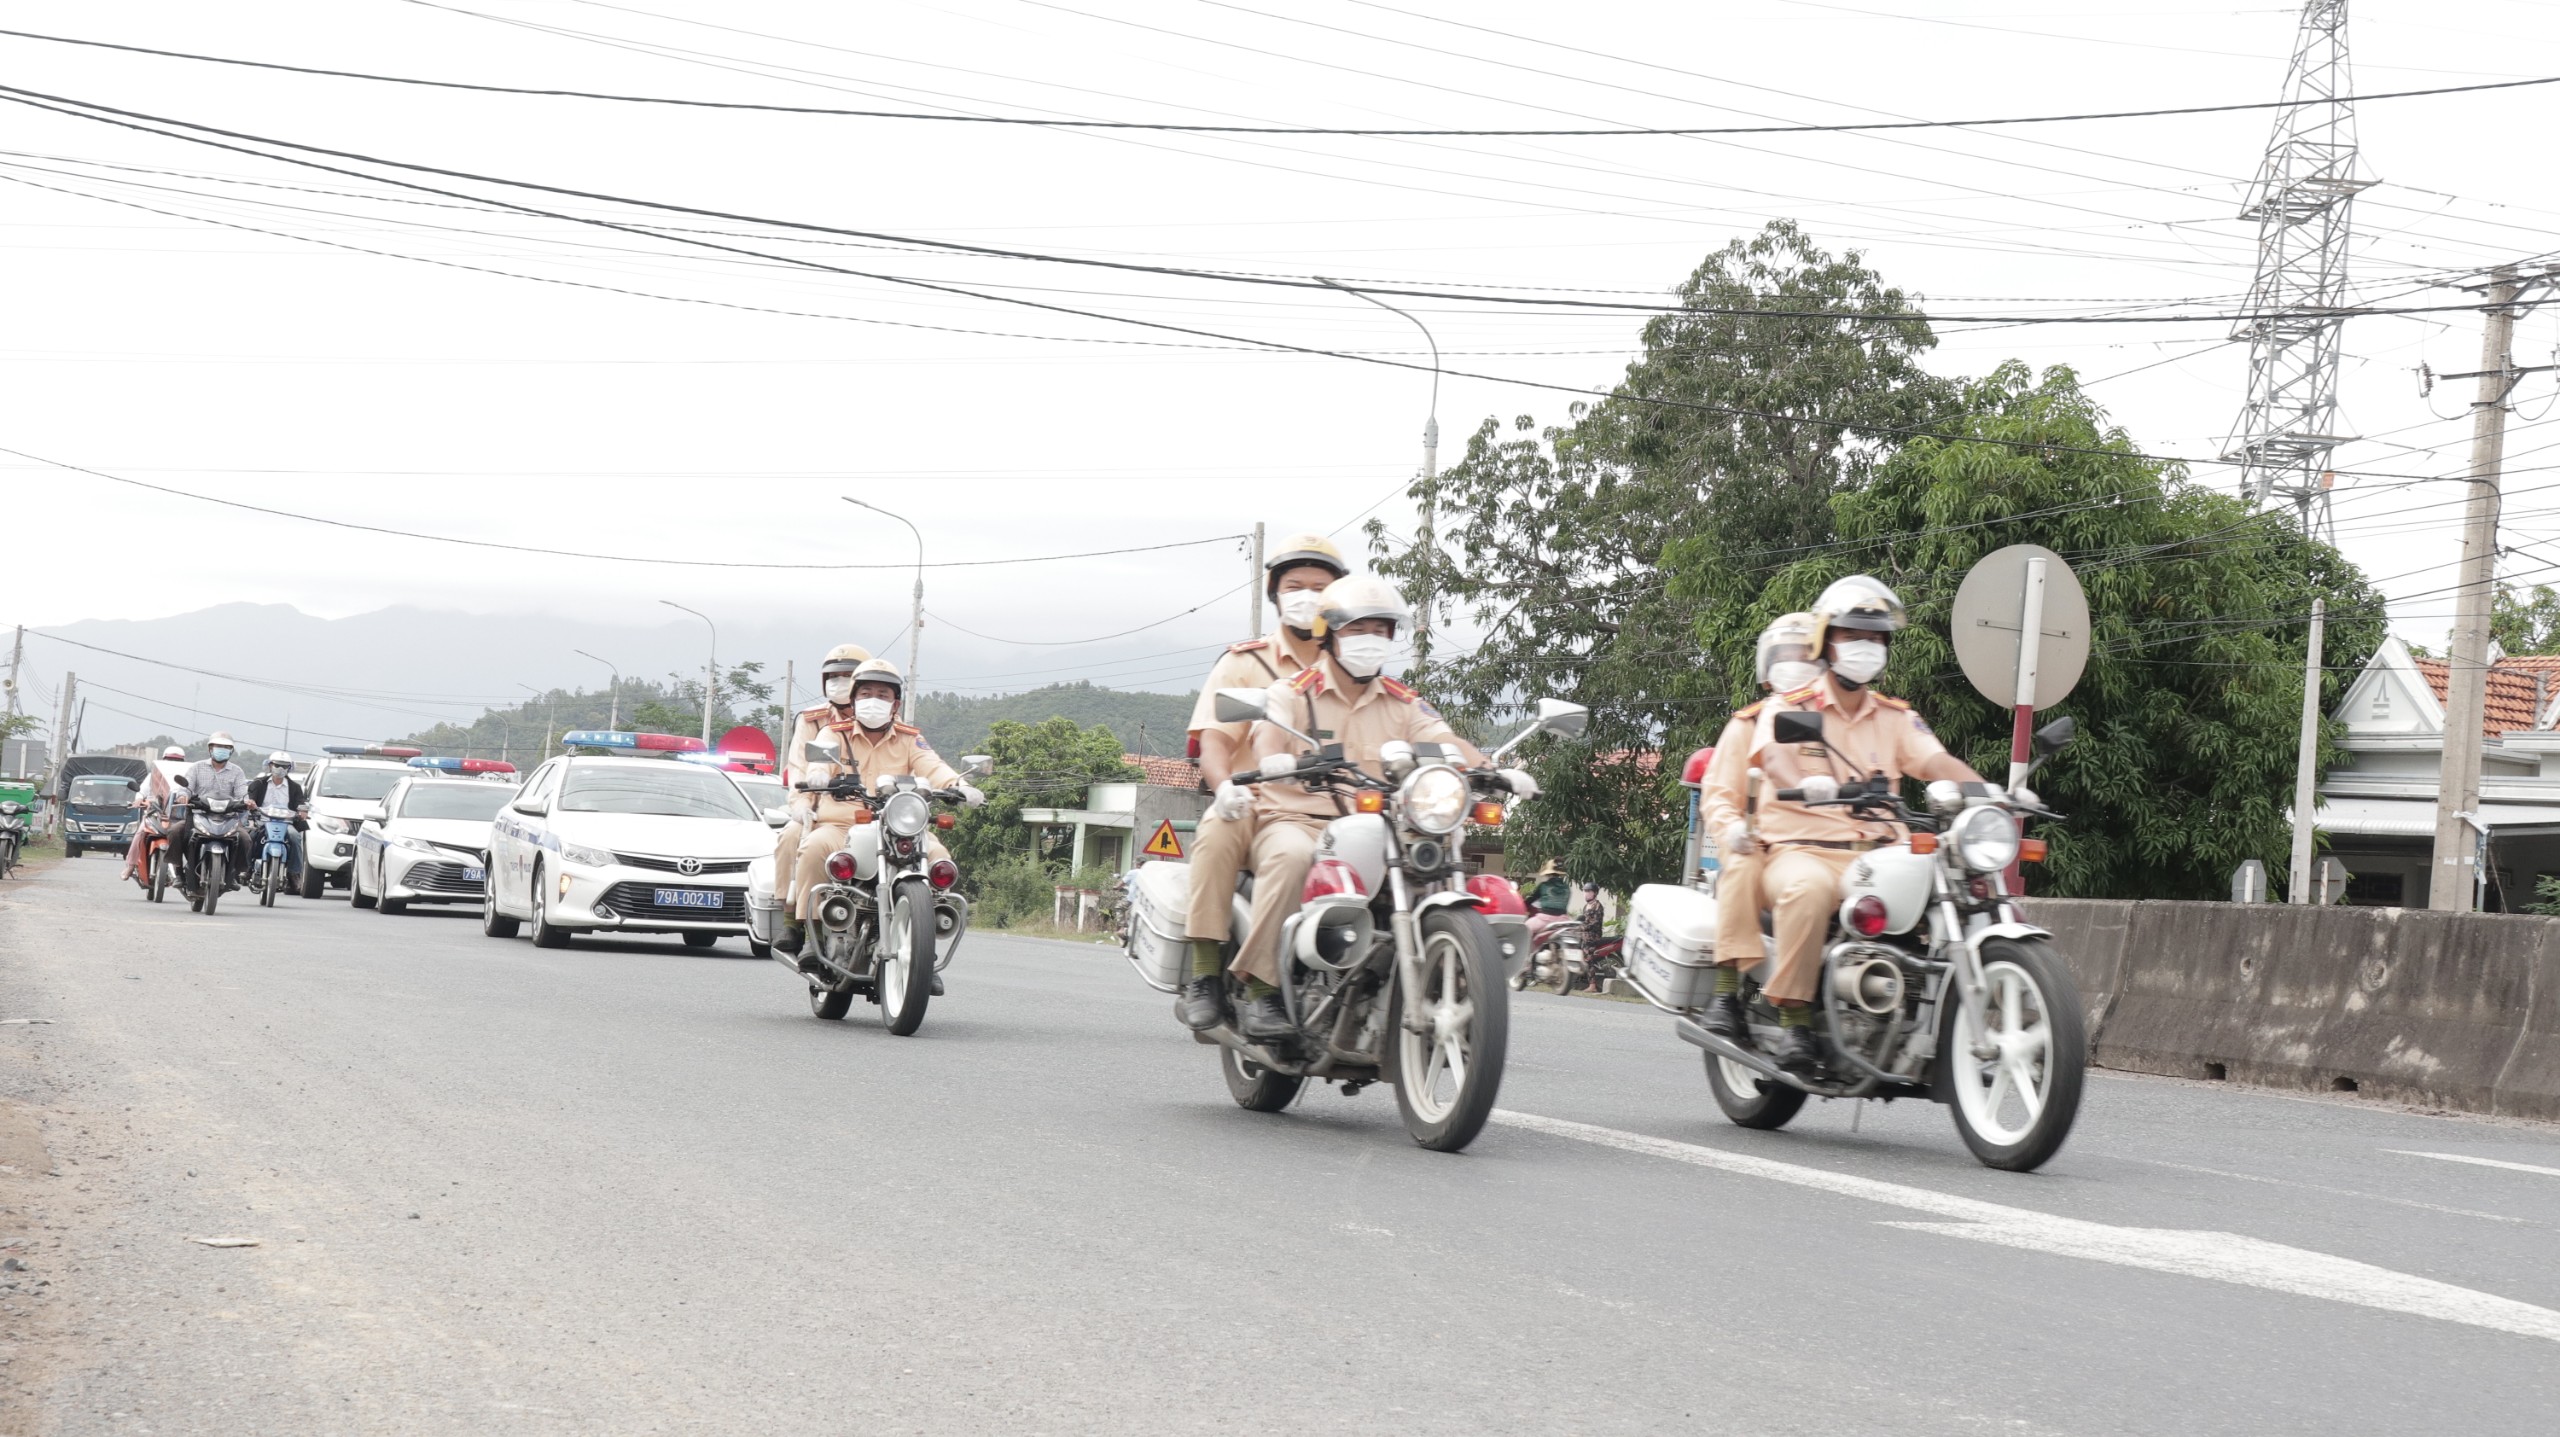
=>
[2020,898,2560,1122]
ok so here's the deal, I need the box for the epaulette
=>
[1735,698,1767,720]
[1289,667,1326,695]
[893,722,921,736]
[1778,684,1823,705]
[799,702,836,720]
[1377,676,1420,703]
[1227,639,1270,654]
[1873,694,1913,711]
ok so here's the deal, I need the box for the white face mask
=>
[1830,640,1888,684]
[1277,590,1325,631]
[853,697,895,729]
[1334,635,1396,678]
[1768,660,1822,693]
[824,676,855,705]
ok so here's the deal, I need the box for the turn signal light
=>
[1848,894,1889,937]
[1470,800,1506,827]
[928,859,958,890]
[933,812,956,830]
[1908,833,1938,854]
[850,804,874,825]
[1354,791,1386,814]
[2019,838,2048,864]
[824,851,857,882]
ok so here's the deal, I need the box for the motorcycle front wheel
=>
[259,860,279,907]
[1221,1041,1303,1111]
[199,850,224,915]
[148,851,169,904]
[1941,937,2086,1172]
[877,889,935,1036]
[1388,906,1510,1152]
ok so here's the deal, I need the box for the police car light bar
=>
[321,744,425,759]
[673,750,779,774]
[407,756,518,775]
[559,730,709,755]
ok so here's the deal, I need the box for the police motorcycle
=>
[182,792,255,915]
[1626,711,2086,1172]
[1122,690,1587,1153]
[765,739,989,1036]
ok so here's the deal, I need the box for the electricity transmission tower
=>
[2224,0,2368,541]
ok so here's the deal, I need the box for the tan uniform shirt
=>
[1187,632,1322,750]
[1247,659,1464,821]
[1750,680,1949,846]
[784,704,855,791]
[1698,701,1766,839]
[806,721,964,827]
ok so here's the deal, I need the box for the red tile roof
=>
[1125,753,1200,788]
[2412,655,2560,737]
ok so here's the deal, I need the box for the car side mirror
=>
[960,754,993,778]
[513,798,548,817]
[364,806,389,823]
[1535,698,1589,739]
[1772,710,1825,746]
[2033,716,2077,753]
[1212,687,1269,725]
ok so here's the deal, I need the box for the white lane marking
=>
[1492,1109,2560,1344]
[2142,1158,2537,1226]
[2391,1151,2560,1180]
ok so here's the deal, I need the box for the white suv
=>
[302,748,423,898]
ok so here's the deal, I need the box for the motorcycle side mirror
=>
[1771,711,1825,745]
[803,740,840,764]
[959,754,993,778]
[1211,688,1269,725]
[1535,698,1590,739]
[2032,716,2077,754]
[761,805,790,828]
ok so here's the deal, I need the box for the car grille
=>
[404,861,485,896]
[612,852,752,876]
[599,881,747,923]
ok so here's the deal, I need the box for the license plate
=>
[463,866,486,883]
[654,887,723,909]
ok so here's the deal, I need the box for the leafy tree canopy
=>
[944,716,1140,879]
[2492,584,2560,656]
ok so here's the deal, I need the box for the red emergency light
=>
[1679,746,1715,789]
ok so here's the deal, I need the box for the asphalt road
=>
[5,855,2560,1435]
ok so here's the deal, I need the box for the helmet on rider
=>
[161,746,187,762]
[267,752,294,771]
[206,730,237,763]
[1807,576,1907,691]
[1265,534,1352,637]
[1755,611,1823,693]
[848,657,905,729]
[1311,576,1410,681]
[819,642,872,707]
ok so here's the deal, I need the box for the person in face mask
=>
[1696,612,1823,1042]
[1228,577,1529,1040]
[774,643,871,950]
[1748,577,1987,1075]
[1175,534,1349,1030]
[179,730,254,892]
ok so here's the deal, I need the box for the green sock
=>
[1189,939,1224,979]
[1244,978,1277,999]
[1778,1004,1813,1029]
[1712,966,1741,996]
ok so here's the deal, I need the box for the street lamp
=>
[573,649,620,731]
[842,496,925,727]
[659,600,718,748]
[518,683,559,757]
[1318,276,1441,666]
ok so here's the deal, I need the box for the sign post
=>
[1950,545,2091,894]
[2007,555,2048,791]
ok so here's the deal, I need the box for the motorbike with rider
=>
[176,731,256,914]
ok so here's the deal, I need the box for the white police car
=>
[302,745,426,898]
[482,731,772,950]
[350,761,521,915]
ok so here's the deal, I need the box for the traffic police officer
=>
[785,657,984,940]
[774,643,869,950]
[1699,611,1822,1042]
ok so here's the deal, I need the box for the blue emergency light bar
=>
[407,756,518,775]
[559,730,709,755]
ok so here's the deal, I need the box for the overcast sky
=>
[5,0,2558,726]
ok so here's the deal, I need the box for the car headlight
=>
[315,815,352,835]
[1951,805,2021,874]
[882,790,929,838]
[388,833,440,854]
[557,840,615,868]
[1399,765,1469,835]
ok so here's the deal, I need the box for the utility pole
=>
[2289,598,2326,903]
[780,660,794,732]
[2,625,21,722]
[1247,522,1266,640]
[52,671,76,766]
[2224,0,2365,540]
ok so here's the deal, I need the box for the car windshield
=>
[317,765,406,801]
[400,783,517,821]
[69,777,138,807]
[734,778,786,811]
[558,764,756,819]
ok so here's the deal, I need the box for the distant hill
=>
[912,683,1196,758]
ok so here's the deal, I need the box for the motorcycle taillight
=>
[824,850,857,882]
[1302,857,1367,901]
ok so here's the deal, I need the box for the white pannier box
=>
[1624,882,1719,1012]
[1125,860,1195,993]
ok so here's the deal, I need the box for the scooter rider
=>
[1232,576,1534,1039]
[246,753,311,892]
[123,745,188,881]
[1750,577,1987,1075]
[177,731,253,890]
[1700,611,1823,1042]
[773,643,870,949]
[783,657,985,951]
[1176,532,1349,1030]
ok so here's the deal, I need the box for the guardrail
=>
[2022,898,2560,1122]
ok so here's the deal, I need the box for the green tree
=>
[2492,584,2560,656]
[1370,220,1950,891]
[630,661,781,743]
[944,716,1139,882]
[1682,362,2384,899]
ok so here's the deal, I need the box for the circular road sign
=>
[1949,544,2091,711]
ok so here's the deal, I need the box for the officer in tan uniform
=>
[1232,577,1534,1039]
[1174,534,1349,1029]
[781,657,983,950]
[1750,577,1985,1073]
[773,642,870,941]
[1699,612,1823,1042]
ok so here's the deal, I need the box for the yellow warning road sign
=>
[1141,819,1186,860]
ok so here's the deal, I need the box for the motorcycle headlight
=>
[558,840,615,869]
[1399,765,1469,835]
[1951,805,2021,874]
[882,790,929,838]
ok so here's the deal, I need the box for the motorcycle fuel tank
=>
[846,823,883,880]
[1316,812,1389,894]
[1838,844,1932,935]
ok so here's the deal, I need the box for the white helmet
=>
[206,731,237,756]
[1310,575,1411,643]
[161,745,186,762]
[850,657,905,701]
[267,751,295,768]
[819,643,872,681]
[1807,575,1907,652]
[1754,612,1821,688]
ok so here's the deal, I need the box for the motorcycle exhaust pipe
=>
[817,895,856,930]
[1831,956,1905,1016]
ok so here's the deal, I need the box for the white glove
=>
[2010,784,2040,809]
[1211,781,1253,820]
[956,782,986,808]
[1720,822,1754,856]
[1498,768,1540,800]
[1796,774,1840,804]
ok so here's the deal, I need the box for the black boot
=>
[1701,990,1749,1042]
[930,971,946,997]
[1177,976,1227,1030]
[1236,989,1294,1041]
[775,922,804,955]
[1774,1024,1825,1077]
